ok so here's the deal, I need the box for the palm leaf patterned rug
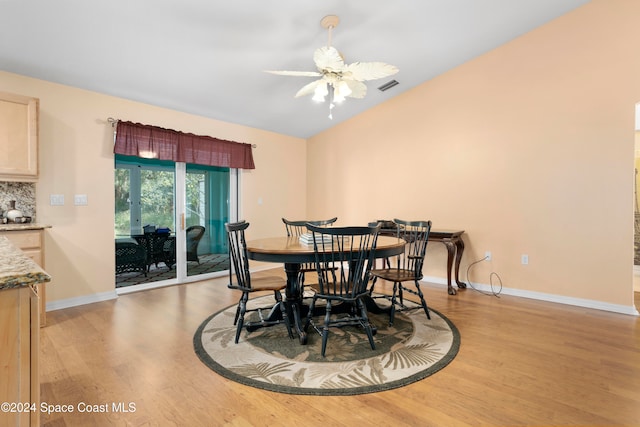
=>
[193,294,460,395]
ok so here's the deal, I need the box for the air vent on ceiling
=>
[378,79,399,92]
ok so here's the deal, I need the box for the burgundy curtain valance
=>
[113,121,255,170]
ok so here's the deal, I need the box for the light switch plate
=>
[50,194,64,206]
[74,194,88,206]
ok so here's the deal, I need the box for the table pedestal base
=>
[284,263,307,344]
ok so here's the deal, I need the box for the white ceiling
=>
[0,0,590,139]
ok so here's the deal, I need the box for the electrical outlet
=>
[521,254,529,265]
[485,251,492,261]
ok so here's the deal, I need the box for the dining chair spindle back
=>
[282,217,338,288]
[282,217,338,237]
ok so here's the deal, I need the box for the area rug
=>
[193,294,460,395]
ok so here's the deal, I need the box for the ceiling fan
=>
[265,15,399,118]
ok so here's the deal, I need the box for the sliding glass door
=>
[184,163,232,278]
[115,155,234,289]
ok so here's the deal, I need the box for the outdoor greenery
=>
[114,167,205,236]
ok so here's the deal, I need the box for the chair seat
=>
[229,275,286,292]
[371,268,421,282]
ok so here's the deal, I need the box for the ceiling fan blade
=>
[265,70,322,77]
[314,46,345,73]
[343,80,367,98]
[294,79,326,98]
[344,62,399,81]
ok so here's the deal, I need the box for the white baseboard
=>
[422,275,639,317]
[46,290,118,312]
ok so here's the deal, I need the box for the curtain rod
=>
[107,117,257,148]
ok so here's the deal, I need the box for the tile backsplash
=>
[0,182,36,220]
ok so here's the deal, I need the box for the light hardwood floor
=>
[40,272,640,426]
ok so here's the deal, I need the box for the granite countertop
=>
[0,236,51,290]
[0,223,52,232]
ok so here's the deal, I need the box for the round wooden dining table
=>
[246,235,405,344]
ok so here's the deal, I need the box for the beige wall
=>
[0,71,306,304]
[307,0,639,309]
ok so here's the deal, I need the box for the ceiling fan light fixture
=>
[333,80,351,103]
[312,83,329,102]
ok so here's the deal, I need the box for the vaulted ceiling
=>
[0,0,590,138]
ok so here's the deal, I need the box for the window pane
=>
[140,169,175,230]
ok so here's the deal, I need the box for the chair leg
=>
[389,282,399,326]
[357,299,376,351]
[414,281,431,320]
[304,295,317,332]
[320,300,332,357]
[275,290,294,339]
[368,276,378,296]
[233,295,243,325]
[235,293,248,344]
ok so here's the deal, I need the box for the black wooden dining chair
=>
[225,221,293,343]
[282,217,338,289]
[369,219,432,325]
[304,223,380,357]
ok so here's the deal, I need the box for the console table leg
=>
[454,238,467,289]
[443,241,457,295]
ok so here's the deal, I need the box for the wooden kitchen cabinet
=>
[0,229,47,326]
[0,91,39,182]
[0,285,40,427]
